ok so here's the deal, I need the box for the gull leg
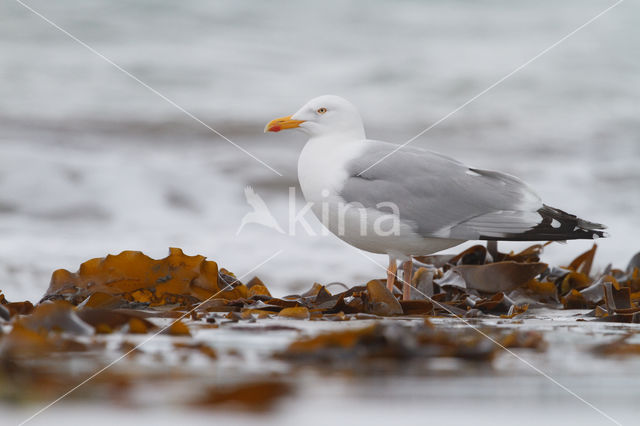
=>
[386,256,398,294]
[402,259,413,301]
[487,240,498,260]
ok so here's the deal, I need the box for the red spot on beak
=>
[269,125,281,132]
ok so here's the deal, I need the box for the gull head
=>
[265,95,365,139]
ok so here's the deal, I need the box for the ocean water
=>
[0,0,639,302]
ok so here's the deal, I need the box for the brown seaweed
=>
[276,323,545,365]
[43,248,248,307]
[1,243,639,413]
[193,380,293,412]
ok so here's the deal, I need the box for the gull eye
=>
[316,107,327,114]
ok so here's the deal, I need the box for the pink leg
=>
[386,257,397,294]
[402,259,413,301]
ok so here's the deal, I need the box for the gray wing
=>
[340,141,605,241]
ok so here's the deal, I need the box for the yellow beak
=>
[264,115,305,133]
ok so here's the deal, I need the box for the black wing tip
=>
[480,204,608,241]
[540,204,608,237]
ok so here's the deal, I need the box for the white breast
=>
[297,136,363,203]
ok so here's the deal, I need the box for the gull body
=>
[297,130,464,258]
[266,95,606,299]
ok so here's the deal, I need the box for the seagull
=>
[265,95,606,300]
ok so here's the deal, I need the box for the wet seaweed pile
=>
[32,243,640,322]
[1,243,639,411]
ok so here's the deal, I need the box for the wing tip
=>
[532,205,608,240]
[479,205,608,241]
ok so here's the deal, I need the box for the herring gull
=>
[265,95,606,300]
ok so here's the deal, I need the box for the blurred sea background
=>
[0,0,638,302]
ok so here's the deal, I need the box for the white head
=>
[265,95,365,139]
